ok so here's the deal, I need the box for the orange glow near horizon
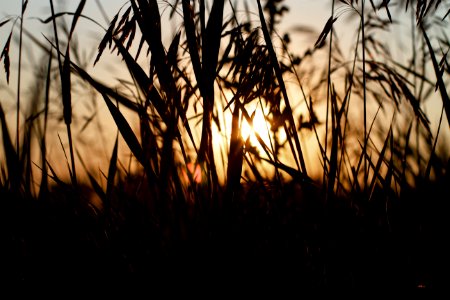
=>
[183,162,202,185]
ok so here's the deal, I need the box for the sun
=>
[240,107,272,149]
[209,100,274,183]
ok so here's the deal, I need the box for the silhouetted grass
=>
[0,0,449,293]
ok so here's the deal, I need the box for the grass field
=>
[1,0,449,292]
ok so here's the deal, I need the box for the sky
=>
[0,1,329,41]
[0,0,330,84]
[1,0,448,182]
[0,0,332,182]
[1,1,447,127]
[0,1,327,23]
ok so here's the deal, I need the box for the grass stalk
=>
[16,1,26,154]
[361,0,368,193]
[324,0,335,196]
[257,0,308,177]
[421,23,450,128]
[49,0,77,185]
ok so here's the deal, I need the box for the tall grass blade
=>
[368,127,392,201]
[421,23,450,127]
[106,133,119,200]
[200,0,206,36]
[196,0,224,193]
[379,0,392,23]
[425,105,445,180]
[393,74,430,130]
[384,128,394,194]
[0,103,20,192]
[181,0,203,92]
[131,0,176,96]
[45,160,68,187]
[71,62,139,112]
[167,31,181,68]
[68,0,86,40]
[16,0,27,153]
[100,92,146,169]
[314,16,337,49]
[77,150,107,203]
[22,123,33,198]
[400,121,413,187]
[22,0,29,14]
[113,39,167,120]
[62,51,72,127]
[93,12,117,65]
[244,154,265,185]
[38,12,103,30]
[60,0,86,186]
[327,86,339,196]
[49,0,62,70]
[0,32,12,83]
[0,18,12,28]
[38,48,53,199]
[57,133,74,180]
[240,107,274,160]
[226,101,244,199]
[361,0,368,192]
[259,157,312,184]
[203,0,224,84]
[443,8,450,21]
[139,108,160,176]
[257,0,308,176]
[324,0,336,193]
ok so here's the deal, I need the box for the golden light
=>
[240,108,272,148]
[210,99,276,183]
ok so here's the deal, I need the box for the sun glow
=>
[183,162,202,184]
[209,99,277,183]
[240,107,272,150]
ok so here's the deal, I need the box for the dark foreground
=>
[1,177,449,294]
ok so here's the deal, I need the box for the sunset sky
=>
[0,1,329,46]
[1,0,448,180]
